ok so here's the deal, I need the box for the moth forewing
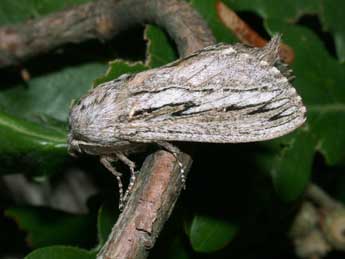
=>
[115,37,305,143]
[69,34,306,150]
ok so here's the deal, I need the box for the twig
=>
[98,151,192,259]
[0,0,215,67]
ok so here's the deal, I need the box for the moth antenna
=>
[259,34,282,65]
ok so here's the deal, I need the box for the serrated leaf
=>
[187,214,238,253]
[145,25,177,68]
[95,24,177,85]
[25,246,95,259]
[5,207,95,248]
[94,61,147,86]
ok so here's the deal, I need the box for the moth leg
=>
[155,141,186,188]
[100,156,125,210]
[114,151,138,204]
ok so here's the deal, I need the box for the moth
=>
[68,35,306,208]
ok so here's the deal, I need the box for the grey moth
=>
[68,35,306,208]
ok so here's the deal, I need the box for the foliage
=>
[0,0,345,258]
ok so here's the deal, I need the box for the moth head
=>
[67,133,81,157]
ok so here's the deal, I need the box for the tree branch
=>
[0,0,215,67]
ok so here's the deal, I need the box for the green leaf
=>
[0,64,103,176]
[317,1,345,62]
[0,0,108,176]
[95,24,177,86]
[187,214,238,253]
[96,202,118,247]
[191,0,237,43]
[0,112,67,176]
[309,109,345,165]
[25,246,95,259]
[270,132,315,201]
[165,236,190,259]
[94,61,147,87]
[5,207,95,248]
[0,63,106,122]
[145,25,177,68]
